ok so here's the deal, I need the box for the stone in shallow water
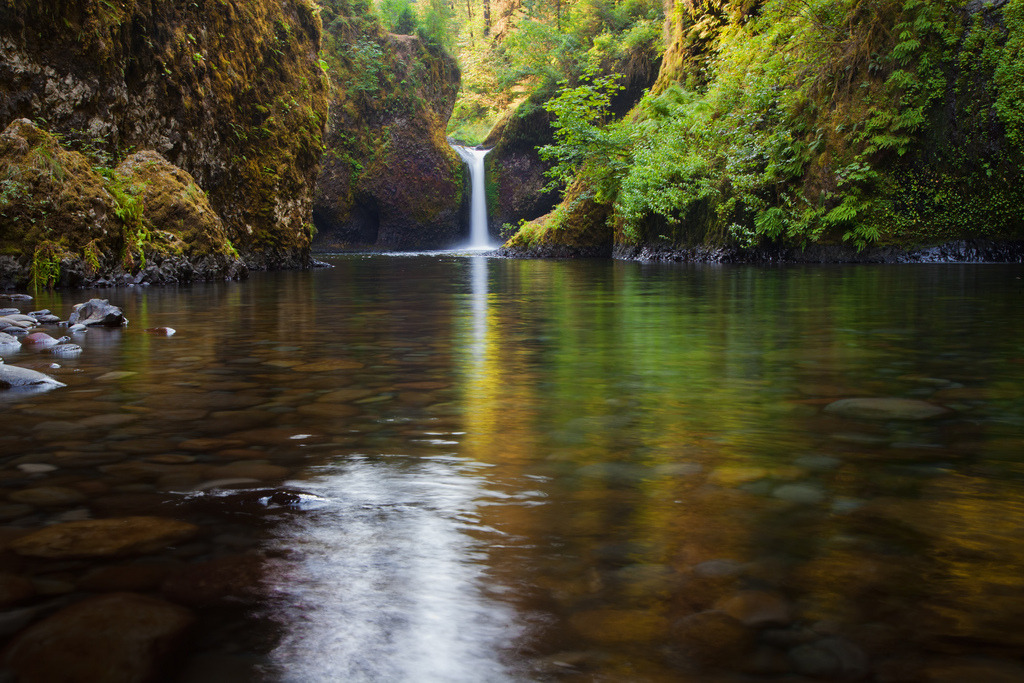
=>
[0,363,66,390]
[672,610,752,666]
[9,517,199,559]
[2,593,192,683]
[68,298,128,327]
[789,636,867,680]
[715,590,793,627]
[568,608,669,643]
[9,486,87,507]
[824,397,951,420]
[772,483,826,505]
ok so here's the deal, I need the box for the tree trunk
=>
[483,0,491,36]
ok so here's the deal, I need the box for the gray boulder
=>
[68,299,128,327]
[0,363,66,390]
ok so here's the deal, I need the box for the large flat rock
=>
[9,517,199,559]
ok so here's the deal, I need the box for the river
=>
[2,255,1024,681]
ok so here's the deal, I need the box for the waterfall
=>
[451,144,494,250]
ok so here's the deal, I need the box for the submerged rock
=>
[2,593,194,683]
[9,517,199,559]
[824,397,952,421]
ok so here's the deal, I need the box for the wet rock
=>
[20,332,61,349]
[672,610,752,666]
[2,593,193,683]
[49,342,83,358]
[773,483,827,505]
[9,517,199,559]
[16,463,57,474]
[789,636,868,680]
[9,486,86,507]
[824,398,951,421]
[67,299,128,327]
[194,478,262,491]
[0,573,35,608]
[567,608,670,643]
[0,331,19,347]
[96,371,138,381]
[715,590,793,627]
[0,363,66,390]
[144,327,176,336]
[160,555,268,606]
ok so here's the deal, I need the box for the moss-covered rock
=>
[0,0,328,270]
[312,2,463,251]
[499,178,613,258]
[0,119,243,287]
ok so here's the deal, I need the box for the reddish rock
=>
[672,610,752,666]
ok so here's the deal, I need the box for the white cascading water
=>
[451,144,494,250]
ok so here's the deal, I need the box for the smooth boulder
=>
[0,363,65,390]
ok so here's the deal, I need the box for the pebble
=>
[16,463,57,474]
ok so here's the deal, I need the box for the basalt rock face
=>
[0,0,328,272]
[483,91,561,242]
[312,1,463,251]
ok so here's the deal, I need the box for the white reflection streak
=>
[267,457,520,683]
[469,255,489,371]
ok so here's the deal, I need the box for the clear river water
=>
[2,255,1024,682]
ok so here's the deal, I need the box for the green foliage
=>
[539,71,627,199]
[417,0,457,51]
[377,0,417,34]
[994,0,1024,145]
[30,240,62,290]
[516,0,1024,252]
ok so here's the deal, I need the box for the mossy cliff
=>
[503,0,1024,261]
[0,119,243,287]
[0,0,328,275]
[313,0,463,251]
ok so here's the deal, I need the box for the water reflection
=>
[2,259,1024,681]
[266,454,521,682]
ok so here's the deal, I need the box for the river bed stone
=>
[10,517,200,559]
[2,593,192,683]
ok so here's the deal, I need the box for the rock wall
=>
[0,0,328,272]
[312,1,463,251]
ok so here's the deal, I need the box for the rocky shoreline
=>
[497,238,1024,263]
